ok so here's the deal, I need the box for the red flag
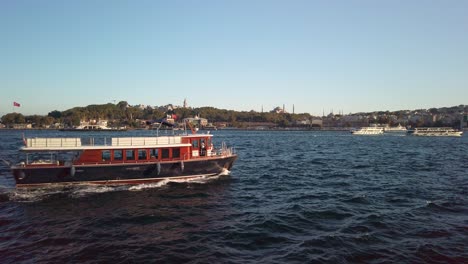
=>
[13,102,21,107]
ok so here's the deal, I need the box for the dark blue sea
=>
[0,129,467,263]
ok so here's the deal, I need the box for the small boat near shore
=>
[351,127,384,135]
[8,129,237,188]
[407,127,463,137]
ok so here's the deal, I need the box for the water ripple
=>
[0,130,467,263]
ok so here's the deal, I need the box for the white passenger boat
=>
[407,127,463,137]
[60,120,127,131]
[351,127,384,135]
[384,124,407,134]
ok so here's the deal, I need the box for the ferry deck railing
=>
[26,136,183,148]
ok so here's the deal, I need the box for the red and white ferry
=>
[10,130,237,188]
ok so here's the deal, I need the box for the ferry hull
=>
[12,155,237,188]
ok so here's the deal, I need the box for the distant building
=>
[165,114,175,124]
[162,104,185,111]
[462,115,468,129]
[183,116,208,127]
[82,120,108,127]
[311,118,323,127]
[50,123,62,129]
[295,119,311,126]
[12,123,32,129]
[217,122,228,128]
[271,106,287,114]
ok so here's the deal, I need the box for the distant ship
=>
[351,127,384,135]
[407,127,463,137]
[384,124,407,134]
[60,124,127,132]
[60,120,127,132]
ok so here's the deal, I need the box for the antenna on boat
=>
[156,123,160,137]
[183,121,188,135]
[185,120,197,134]
[22,133,27,146]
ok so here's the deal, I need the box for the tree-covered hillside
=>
[1,103,466,129]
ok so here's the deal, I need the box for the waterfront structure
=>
[183,116,208,128]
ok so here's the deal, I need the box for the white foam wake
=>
[70,185,121,198]
[218,168,231,176]
[10,187,65,202]
[128,179,172,191]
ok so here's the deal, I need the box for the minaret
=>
[293,104,295,114]
[283,104,285,113]
[183,98,187,108]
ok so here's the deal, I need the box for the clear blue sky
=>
[1,0,467,116]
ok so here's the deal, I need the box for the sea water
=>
[0,129,467,263]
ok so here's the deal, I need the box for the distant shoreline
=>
[1,127,467,132]
[0,128,350,132]
[0,127,359,132]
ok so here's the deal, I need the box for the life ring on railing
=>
[180,161,185,172]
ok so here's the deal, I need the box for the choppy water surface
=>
[0,130,467,263]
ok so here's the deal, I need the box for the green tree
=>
[1,113,26,125]
[48,110,62,119]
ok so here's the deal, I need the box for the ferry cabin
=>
[22,134,215,165]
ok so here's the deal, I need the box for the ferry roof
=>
[182,133,214,138]
[22,136,192,152]
[21,143,192,152]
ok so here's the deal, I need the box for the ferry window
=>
[173,148,180,158]
[102,150,111,161]
[114,150,123,161]
[150,149,159,159]
[138,149,147,160]
[162,149,170,159]
[126,150,135,160]
[192,140,199,148]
